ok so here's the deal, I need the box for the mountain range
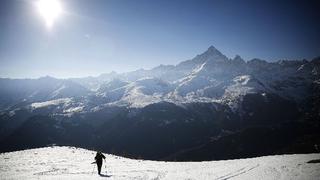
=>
[0,46,319,160]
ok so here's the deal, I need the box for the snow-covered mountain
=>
[0,76,90,111]
[1,146,319,180]
[0,46,319,161]
[0,46,319,112]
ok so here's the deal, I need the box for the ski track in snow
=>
[0,146,319,180]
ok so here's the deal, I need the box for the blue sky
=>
[0,0,319,78]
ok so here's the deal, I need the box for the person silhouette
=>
[94,151,106,175]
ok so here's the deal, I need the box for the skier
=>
[94,151,106,175]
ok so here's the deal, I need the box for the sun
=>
[36,0,62,28]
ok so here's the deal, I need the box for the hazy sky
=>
[0,0,319,78]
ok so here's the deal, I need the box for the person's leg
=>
[97,163,102,174]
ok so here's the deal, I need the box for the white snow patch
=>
[63,106,84,113]
[31,98,72,109]
[178,62,207,85]
[233,75,251,85]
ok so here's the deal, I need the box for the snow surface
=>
[1,146,319,180]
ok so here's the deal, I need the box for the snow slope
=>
[0,146,319,180]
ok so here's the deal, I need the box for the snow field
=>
[0,146,319,180]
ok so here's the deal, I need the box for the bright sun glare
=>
[36,0,62,28]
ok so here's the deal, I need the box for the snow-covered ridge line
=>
[1,146,319,180]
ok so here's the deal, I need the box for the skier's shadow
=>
[307,159,320,164]
[99,173,112,178]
